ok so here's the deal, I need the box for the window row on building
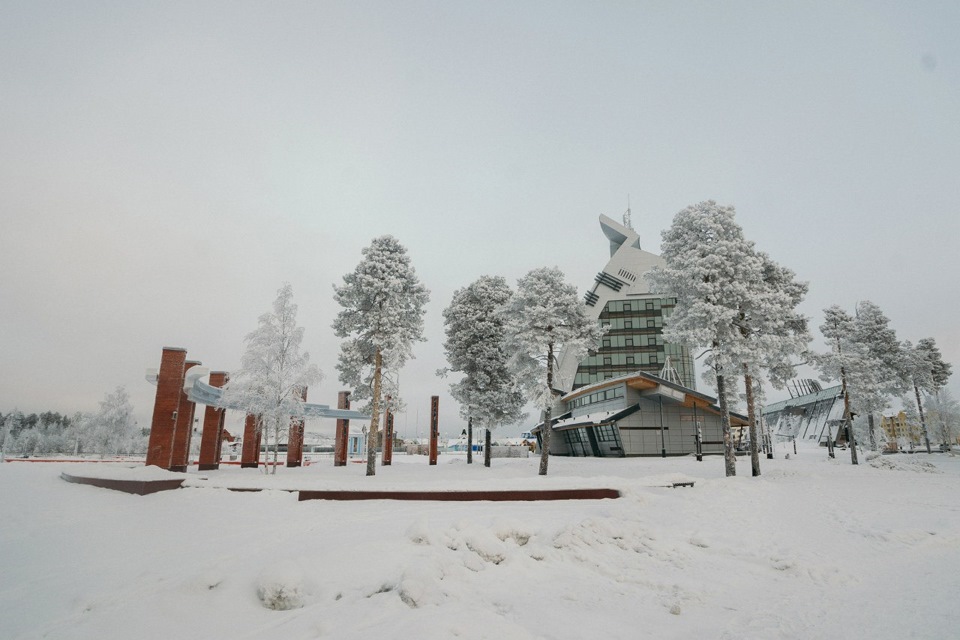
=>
[601,317,664,331]
[567,385,624,411]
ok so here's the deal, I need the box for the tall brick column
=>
[146,347,187,468]
[286,387,308,467]
[382,399,394,466]
[197,371,228,471]
[241,414,261,468]
[168,360,201,472]
[429,395,439,465]
[334,391,350,467]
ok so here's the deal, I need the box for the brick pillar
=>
[382,399,394,466]
[146,347,187,468]
[334,391,350,467]
[197,371,228,471]
[429,395,439,465]
[168,360,201,472]
[241,414,261,468]
[286,387,308,467]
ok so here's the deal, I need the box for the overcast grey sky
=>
[2,1,958,438]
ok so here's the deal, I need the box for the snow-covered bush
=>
[256,562,306,611]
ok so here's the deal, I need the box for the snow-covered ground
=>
[2,445,959,639]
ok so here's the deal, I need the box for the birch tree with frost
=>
[440,276,526,467]
[89,386,136,458]
[221,284,321,474]
[500,267,603,476]
[333,236,429,476]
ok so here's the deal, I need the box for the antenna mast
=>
[622,194,633,230]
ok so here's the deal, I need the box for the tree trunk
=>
[840,365,858,465]
[467,416,473,464]
[744,367,760,477]
[717,371,736,477]
[867,413,878,451]
[539,342,555,476]
[272,419,279,474]
[484,428,491,468]
[366,348,383,476]
[915,383,932,454]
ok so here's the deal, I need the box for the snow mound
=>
[256,561,306,610]
[869,457,941,473]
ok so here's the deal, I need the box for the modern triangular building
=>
[532,215,748,458]
[555,214,696,393]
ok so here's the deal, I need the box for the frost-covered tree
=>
[500,267,604,476]
[88,386,136,458]
[333,236,429,476]
[903,337,953,453]
[733,252,812,475]
[926,388,959,450]
[817,303,901,464]
[647,201,766,477]
[0,412,18,460]
[440,276,526,467]
[818,306,869,464]
[221,284,321,474]
[850,301,906,450]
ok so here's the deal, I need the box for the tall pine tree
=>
[647,201,765,477]
[440,276,526,466]
[333,236,429,476]
[500,267,603,476]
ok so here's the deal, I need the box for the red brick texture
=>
[241,414,261,468]
[197,371,228,471]
[334,391,350,467]
[168,360,201,472]
[286,387,308,467]
[382,405,394,466]
[429,395,439,465]
[145,348,187,469]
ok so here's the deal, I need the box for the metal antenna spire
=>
[622,194,633,230]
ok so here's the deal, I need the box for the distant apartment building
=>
[880,411,924,451]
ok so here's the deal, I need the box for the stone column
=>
[241,414,261,468]
[169,360,202,472]
[286,387,308,467]
[334,391,350,467]
[197,371,228,471]
[146,347,187,468]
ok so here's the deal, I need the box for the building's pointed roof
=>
[599,213,641,257]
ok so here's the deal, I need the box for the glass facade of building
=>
[572,297,696,389]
